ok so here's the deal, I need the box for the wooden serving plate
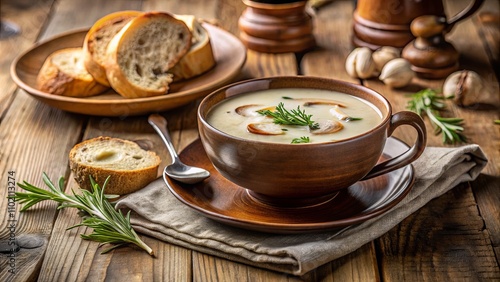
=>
[10,24,246,116]
[164,138,415,234]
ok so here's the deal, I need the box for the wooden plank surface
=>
[466,0,500,266]
[0,1,143,281]
[379,183,500,281]
[0,1,53,116]
[301,1,380,280]
[0,1,79,281]
[302,0,500,281]
[32,1,189,281]
[373,0,499,280]
[36,0,303,281]
[0,0,498,281]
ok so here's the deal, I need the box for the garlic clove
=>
[345,47,376,79]
[345,50,359,78]
[372,46,401,71]
[443,70,484,107]
[379,58,415,88]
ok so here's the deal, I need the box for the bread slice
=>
[69,136,161,195]
[83,10,143,87]
[105,12,192,98]
[36,47,108,97]
[169,15,215,81]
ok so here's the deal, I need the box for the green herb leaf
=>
[258,102,319,129]
[11,173,154,256]
[291,136,311,144]
[407,89,467,144]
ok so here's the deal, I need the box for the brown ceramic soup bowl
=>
[198,76,426,207]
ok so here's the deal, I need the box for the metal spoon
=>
[148,114,210,184]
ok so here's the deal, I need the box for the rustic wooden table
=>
[0,0,499,281]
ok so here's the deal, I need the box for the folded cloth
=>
[115,144,487,276]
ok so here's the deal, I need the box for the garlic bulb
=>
[443,70,484,107]
[379,58,415,88]
[345,47,376,79]
[372,46,400,71]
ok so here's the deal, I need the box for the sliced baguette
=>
[69,136,161,195]
[36,47,108,97]
[105,12,192,98]
[83,10,143,87]
[170,15,215,81]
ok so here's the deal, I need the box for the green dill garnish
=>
[291,136,311,144]
[258,102,319,130]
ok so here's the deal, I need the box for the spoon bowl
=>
[148,114,210,184]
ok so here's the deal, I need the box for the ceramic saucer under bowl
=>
[164,138,414,234]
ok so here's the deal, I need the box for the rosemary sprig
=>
[258,102,319,129]
[11,173,154,256]
[407,89,467,144]
[291,136,311,144]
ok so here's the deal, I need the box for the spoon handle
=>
[148,114,180,162]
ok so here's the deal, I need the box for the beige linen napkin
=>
[116,144,487,276]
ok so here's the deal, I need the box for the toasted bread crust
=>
[83,10,143,87]
[69,136,161,195]
[105,12,192,98]
[170,16,215,81]
[36,47,108,97]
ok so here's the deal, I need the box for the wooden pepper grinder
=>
[402,15,459,79]
[238,0,315,53]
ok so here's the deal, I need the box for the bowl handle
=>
[362,111,427,180]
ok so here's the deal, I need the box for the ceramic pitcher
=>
[352,0,484,49]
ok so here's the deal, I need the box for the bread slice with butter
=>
[104,12,192,98]
[83,10,143,87]
[170,15,215,81]
[69,136,161,195]
[36,47,109,97]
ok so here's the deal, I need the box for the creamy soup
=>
[206,88,383,144]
